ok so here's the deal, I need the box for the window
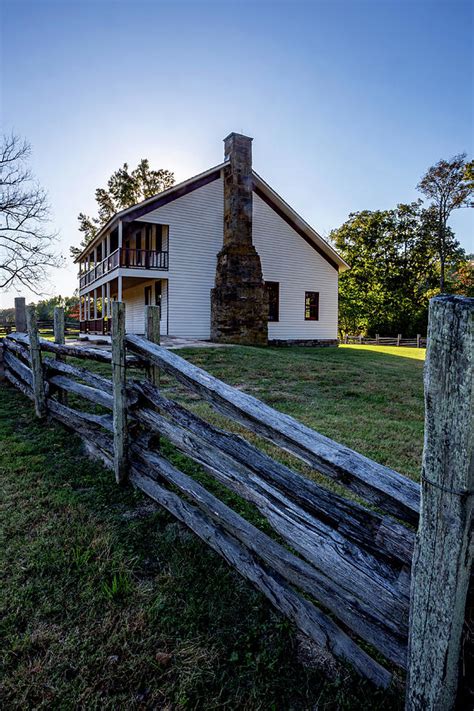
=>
[144,286,152,306]
[305,291,319,320]
[266,282,279,322]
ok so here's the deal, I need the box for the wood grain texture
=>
[133,442,407,667]
[145,305,160,386]
[8,331,144,366]
[406,295,474,711]
[132,404,410,637]
[126,334,420,523]
[53,307,67,405]
[134,380,415,568]
[45,358,113,395]
[3,349,34,387]
[112,302,128,485]
[48,374,114,410]
[129,462,393,688]
[4,367,34,400]
[26,306,47,418]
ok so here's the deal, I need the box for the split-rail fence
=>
[342,333,428,348]
[1,295,472,710]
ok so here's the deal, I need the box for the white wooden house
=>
[75,133,348,345]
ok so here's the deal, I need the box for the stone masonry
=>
[210,133,268,345]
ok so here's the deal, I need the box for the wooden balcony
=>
[79,248,168,290]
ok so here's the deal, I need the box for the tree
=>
[446,256,474,297]
[331,202,466,337]
[34,294,80,321]
[71,159,175,258]
[0,134,62,293]
[417,153,473,290]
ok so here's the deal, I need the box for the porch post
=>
[94,289,98,320]
[101,284,105,331]
[107,282,111,318]
[118,275,123,302]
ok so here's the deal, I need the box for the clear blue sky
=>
[1,0,472,307]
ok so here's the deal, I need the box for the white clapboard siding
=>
[132,176,339,340]
[123,278,168,335]
[138,178,224,339]
[252,193,339,340]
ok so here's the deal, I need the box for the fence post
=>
[15,297,27,333]
[112,301,127,485]
[54,306,67,405]
[406,295,473,711]
[145,305,160,386]
[376,333,379,345]
[416,334,420,349]
[26,305,47,419]
[359,334,363,345]
[397,333,401,346]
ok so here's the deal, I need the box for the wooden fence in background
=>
[342,333,428,348]
[1,295,472,709]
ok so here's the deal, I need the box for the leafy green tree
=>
[71,159,175,259]
[331,202,466,337]
[417,153,473,290]
[34,294,80,321]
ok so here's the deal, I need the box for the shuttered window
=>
[305,291,319,320]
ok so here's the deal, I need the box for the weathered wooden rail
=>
[1,295,472,709]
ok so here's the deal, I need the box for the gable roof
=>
[73,163,226,263]
[252,172,349,272]
[74,163,349,272]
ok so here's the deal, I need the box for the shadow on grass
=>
[0,381,404,710]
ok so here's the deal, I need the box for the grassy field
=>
[0,345,425,709]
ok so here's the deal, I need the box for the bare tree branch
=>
[0,133,63,294]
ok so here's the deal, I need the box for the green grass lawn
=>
[0,345,425,709]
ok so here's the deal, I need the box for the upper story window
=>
[305,291,319,321]
[266,282,279,322]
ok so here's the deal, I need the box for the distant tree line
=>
[0,294,79,327]
[332,154,473,337]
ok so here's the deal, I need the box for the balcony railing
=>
[79,247,168,289]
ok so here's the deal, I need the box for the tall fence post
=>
[406,295,473,711]
[397,333,401,346]
[54,306,67,405]
[112,301,127,485]
[15,297,26,333]
[26,305,47,419]
[376,333,379,345]
[416,334,420,349]
[145,305,160,386]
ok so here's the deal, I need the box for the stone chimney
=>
[210,133,268,345]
